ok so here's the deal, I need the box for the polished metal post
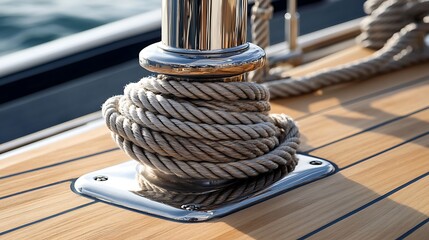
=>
[285,0,299,51]
[161,0,247,50]
[263,0,302,66]
[140,0,266,79]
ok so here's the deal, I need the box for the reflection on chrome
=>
[162,0,247,50]
[140,0,265,78]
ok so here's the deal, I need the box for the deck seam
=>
[339,131,428,170]
[0,147,119,180]
[0,201,96,236]
[0,179,74,200]
[295,75,429,121]
[297,172,429,240]
[397,217,429,240]
[304,107,429,153]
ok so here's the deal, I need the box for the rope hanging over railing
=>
[255,0,429,98]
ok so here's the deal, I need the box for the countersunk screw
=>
[181,204,200,211]
[94,175,108,181]
[309,160,323,165]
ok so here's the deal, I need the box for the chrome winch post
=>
[140,0,266,80]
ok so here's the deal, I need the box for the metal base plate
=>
[73,155,335,222]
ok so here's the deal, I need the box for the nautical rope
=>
[102,75,300,180]
[134,165,289,210]
[358,0,429,49]
[249,0,273,82]
[255,0,429,99]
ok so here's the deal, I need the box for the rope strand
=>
[256,0,429,99]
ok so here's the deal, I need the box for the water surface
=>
[0,0,160,56]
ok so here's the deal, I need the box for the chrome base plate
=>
[73,154,335,222]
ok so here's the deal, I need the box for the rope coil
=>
[102,75,300,180]
[264,22,429,98]
[258,0,429,99]
[135,165,290,210]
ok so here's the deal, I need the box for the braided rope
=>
[134,164,291,210]
[102,75,300,180]
[358,0,429,49]
[249,0,273,82]
[256,0,429,99]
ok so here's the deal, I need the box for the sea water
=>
[0,0,161,56]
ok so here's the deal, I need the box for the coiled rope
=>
[102,75,300,180]
[258,0,429,99]
[135,165,289,210]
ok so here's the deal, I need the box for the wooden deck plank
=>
[0,126,114,175]
[403,220,429,240]
[311,109,429,169]
[0,182,90,233]
[1,202,181,240]
[295,79,429,151]
[210,136,429,240]
[308,175,429,240]
[0,150,127,197]
[270,55,429,120]
[3,135,427,239]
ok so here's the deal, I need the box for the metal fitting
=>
[139,0,266,79]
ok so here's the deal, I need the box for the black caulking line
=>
[0,179,74,200]
[0,201,96,236]
[295,75,429,121]
[396,217,429,240]
[339,131,428,171]
[305,106,429,154]
[298,172,429,240]
[0,147,119,180]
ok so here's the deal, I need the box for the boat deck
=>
[1,46,428,239]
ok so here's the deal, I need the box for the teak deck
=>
[1,46,428,239]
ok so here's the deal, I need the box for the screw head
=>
[181,204,200,211]
[309,160,323,166]
[93,175,108,181]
